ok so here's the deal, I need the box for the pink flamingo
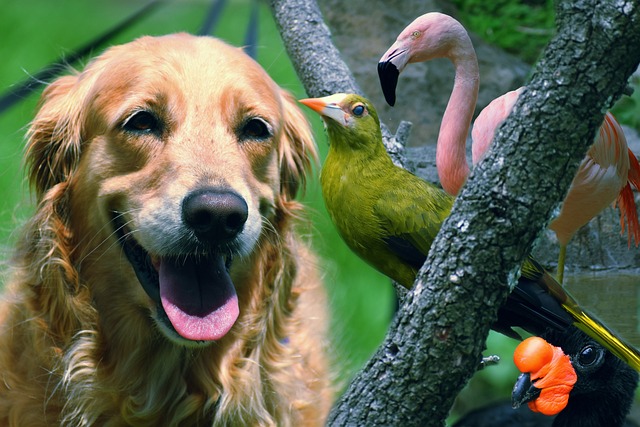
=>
[378,12,640,282]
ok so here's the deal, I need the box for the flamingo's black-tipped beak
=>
[377,60,399,107]
[378,44,409,107]
[511,372,541,409]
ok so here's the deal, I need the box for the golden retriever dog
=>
[0,34,331,426]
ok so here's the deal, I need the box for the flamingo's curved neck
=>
[435,37,479,196]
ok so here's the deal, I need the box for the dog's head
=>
[25,34,316,346]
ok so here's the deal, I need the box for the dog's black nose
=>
[182,189,248,243]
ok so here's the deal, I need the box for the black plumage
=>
[454,326,639,427]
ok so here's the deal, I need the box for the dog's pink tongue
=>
[158,255,239,341]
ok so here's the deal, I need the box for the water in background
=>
[565,273,640,347]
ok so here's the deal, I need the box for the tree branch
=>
[271,0,640,425]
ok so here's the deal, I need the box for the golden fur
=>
[0,34,331,426]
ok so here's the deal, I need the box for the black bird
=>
[454,326,639,427]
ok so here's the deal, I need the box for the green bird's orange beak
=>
[299,94,349,126]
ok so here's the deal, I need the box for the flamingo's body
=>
[378,12,640,281]
[470,87,524,165]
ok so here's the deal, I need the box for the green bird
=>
[300,92,640,371]
[302,93,451,289]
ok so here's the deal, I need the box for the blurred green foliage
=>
[612,74,640,131]
[451,0,555,64]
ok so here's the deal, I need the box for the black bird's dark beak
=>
[512,372,541,409]
[377,60,399,107]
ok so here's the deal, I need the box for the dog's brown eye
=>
[123,110,160,134]
[239,118,272,141]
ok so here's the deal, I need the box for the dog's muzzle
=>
[114,188,249,343]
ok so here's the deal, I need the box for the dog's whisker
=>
[70,211,131,254]
[259,215,278,239]
[76,210,142,267]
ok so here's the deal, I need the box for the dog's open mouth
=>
[112,213,239,342]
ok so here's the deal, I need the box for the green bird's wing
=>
[373,183,453,267]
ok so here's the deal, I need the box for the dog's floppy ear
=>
[26,73,87,198]
[278,90,318,200]
[22,73,96,338]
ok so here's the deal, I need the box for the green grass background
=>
[1,0,610,422]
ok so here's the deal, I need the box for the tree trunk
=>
[270,0,640,425]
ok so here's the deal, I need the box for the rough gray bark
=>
[270,0,640,425]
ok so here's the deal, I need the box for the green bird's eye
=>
[352,104,365,117]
